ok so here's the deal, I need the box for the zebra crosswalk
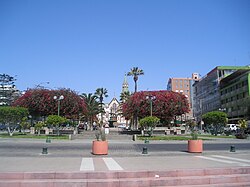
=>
[80,157,123,171]
[80,155,250,171]
[195,155,250,167]
[103,158,123,171]
[80,158,94,171]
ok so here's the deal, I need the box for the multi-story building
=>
[220,68,250,123]
[0,84,20,106]
[167,73,200,120]
[193,66,249,125]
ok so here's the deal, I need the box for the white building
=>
[0,84,20,106]
[97,75,129,127]
[97,97,127,127]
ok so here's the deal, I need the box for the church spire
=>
[122,73,129,93]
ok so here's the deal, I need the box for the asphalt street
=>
[0,137,250,157]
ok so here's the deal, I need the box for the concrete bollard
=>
[46,137,51,143]
[142,147,148,154]
[42,147,48,154]
[69,134,73,140]
[132,134,137,141]
[230,145,235,152]
[144,139,149,144]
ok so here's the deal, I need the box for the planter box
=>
[188,140,203,153]
[92,140,108,155]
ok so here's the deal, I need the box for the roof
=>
[108,97,120,106]
[220,69,250,88]
[207,66,249,76]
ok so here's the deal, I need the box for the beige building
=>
[167,73,200,120]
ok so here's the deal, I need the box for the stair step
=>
[1,173,250,187]
[159,182,250,187]
[1,167,250,186]
[1,167,250,180]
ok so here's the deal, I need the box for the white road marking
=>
[195,156,236,164]
[80,158,94,171]
[196,156,250,166]
[211,155,250,163]
[103,158,123,171]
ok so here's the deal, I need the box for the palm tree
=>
[127,67,144,129]
[127,67,144,93]
[81,93,100,130]
[119,91,131,118]
[95,88,108,125]
[119,91,131,128]
[120,91,130,104]
[95,88,108,106]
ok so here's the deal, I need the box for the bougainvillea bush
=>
[122,90,189,125]
[13,88,86,119]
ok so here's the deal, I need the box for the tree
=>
[120,91,131,104]
[0,106,29,136]
[95,88,108,125]
[13,88,86,120]
[127,67,144,129]
[127,67,144,93]
[81,93,100,130]
[122,91,189,126]
[95,88,108,105]
[118,91,131,128]
[46,115,68,135]
[119,91,131,116]
[34,121,45,136]
[20,117,30,134]
[139,116,160,137]
[186,119,197,132]
[202,111,227,136]
[0,74,19,106]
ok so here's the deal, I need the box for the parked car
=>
[224,124,238,131]
[118,124,126,129]
[0,124,7,131]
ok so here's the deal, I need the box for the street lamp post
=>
[35,82,50,89]
[219,108,226,112]
[53,95,64,116]
[146,95,156,116]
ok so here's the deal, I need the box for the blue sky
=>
[1,0,249,102]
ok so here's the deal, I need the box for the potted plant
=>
[92,128,108,155]
[188,130,203,153]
